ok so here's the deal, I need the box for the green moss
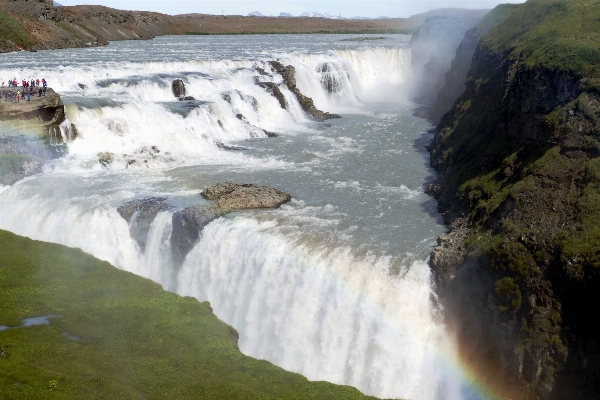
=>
[494,277,523,313]
[0,10,33,49]
[0,230,382,400]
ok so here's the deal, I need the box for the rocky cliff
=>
[428,1,600,398]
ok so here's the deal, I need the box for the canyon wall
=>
[428,1,600,398]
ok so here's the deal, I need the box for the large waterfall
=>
[0,35,470,399]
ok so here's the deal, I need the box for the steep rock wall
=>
[428,1,600,399]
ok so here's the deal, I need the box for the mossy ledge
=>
[0,229,382,400]
[428,1,600,399]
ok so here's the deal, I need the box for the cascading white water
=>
[0,35,471,399]
[177,217,462,400]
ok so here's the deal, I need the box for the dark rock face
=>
[170,182,291,264]
[267,61,341,122]
[117,198,169,251]
[427,5,600,398]
[172,79,186,98]
[257,82,286,109]
[418,6,518,123]
[170,205,221,265]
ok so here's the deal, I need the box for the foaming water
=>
[177,217,462,399]
[0,34,480,399]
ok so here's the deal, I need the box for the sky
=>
[56,0,526,18]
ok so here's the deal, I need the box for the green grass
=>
[0,10,33,49]
[481,0,600,88]
[0,230,382,400]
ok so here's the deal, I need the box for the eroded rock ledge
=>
[0,89,72,185]
[264,61,341,122]
[115,184,291,265]
[170,183,291,263]
[0,89,65,128]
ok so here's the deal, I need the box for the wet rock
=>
[170,205,222,265]
[117,197,169,251]
[179,96,195,101]
[215,141,246,151]
[268,61,341,122]
[172,79,186,98]
[97,152,113,168]
[171,182,291,263]
[78,83,87,89]
[257,82,286,109]
[202,182,291,213]
[256,67,269,76]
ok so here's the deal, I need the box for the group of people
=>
[5,78,47,88]
[1,78,49,103]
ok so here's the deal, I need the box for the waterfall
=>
[0,37,469,400]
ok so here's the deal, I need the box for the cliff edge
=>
[428,1,600,399]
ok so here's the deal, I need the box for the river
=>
[0,34,478,400]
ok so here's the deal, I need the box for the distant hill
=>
[248,11,265,17]
[279,12,293,17]
[0,1,419,53]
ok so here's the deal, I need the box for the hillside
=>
[428,0,600,398]
[0,229,381,400]
[0,0,418,53]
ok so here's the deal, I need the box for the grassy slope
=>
[0,230,381,400]
[0,9,32,49]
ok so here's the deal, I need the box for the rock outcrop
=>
[172,79,186,98]
[268,61,341,122]
[0,89,70,185]
[202,182,292,212]
[117,198,169,251]
[170,183,291,264]
[0,89,65,131]
[427,2,600,398]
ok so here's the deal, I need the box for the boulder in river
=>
[172,79,186,98]
[202,182,292,213]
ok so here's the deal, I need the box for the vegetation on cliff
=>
[0,230,380,399]
[0,9,32,50]
[429,0,600,398]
